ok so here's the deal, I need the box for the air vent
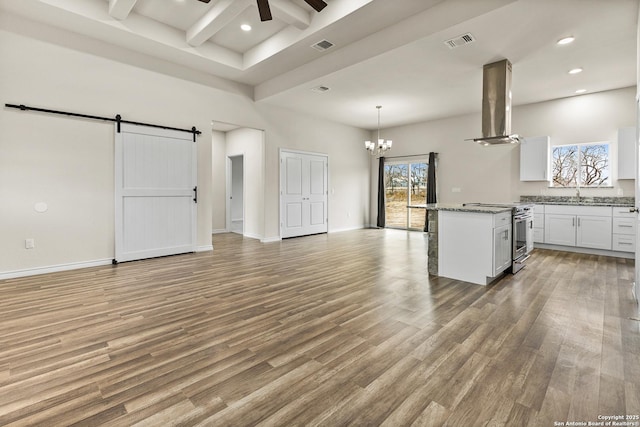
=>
[311,85,330,93]
[444,33,476,49]
[311,39,334,51]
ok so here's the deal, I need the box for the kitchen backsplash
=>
[520,195,635,205]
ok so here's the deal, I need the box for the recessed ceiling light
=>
[568,67,583,74]
[557,36,575,45]
[241,24,252,31]
[575,89,587,94]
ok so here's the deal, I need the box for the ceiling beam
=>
[108,0,138,20]
[187,0,252,47]
[270,0,311,30]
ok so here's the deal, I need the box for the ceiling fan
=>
[195,0,328,22]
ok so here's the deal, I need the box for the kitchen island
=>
[426,204,513,285]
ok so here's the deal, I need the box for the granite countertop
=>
[520,195,634,207]
[425,203,512,214]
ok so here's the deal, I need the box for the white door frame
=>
[634,95,640,304]
[279,148,329,239]
[226,154,245,234]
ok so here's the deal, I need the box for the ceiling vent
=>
[444,33,476,49]
[311,39,334,51]
[311,85,330,93]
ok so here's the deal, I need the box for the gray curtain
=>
[377,156,385,228]
[424,152,437,232]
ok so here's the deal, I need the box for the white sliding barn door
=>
[280,150,328,238]
[115,124,197,263]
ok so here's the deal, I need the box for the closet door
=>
[280,150,328,238]
[115,124,197,263]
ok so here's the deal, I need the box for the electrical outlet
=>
[451,187,461,193]
[25,238,35,249]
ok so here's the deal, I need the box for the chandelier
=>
[364,105,392,156]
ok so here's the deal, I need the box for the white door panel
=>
[285,157,303,195]
[310,160,325,194]
[285,203,303,228]
[310,202,325,225]
[281,151,328,238]
[115,124,197,263]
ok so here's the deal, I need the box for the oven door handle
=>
[515,254,531,264]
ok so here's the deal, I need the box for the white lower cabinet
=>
[575,215,612,249]
[612,207,636,252]
[543,205,613,250]
[544,214,577,246]
[533,204,544,243]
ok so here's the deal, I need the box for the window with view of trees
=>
[384,161,428,230]
[551,142,610,187]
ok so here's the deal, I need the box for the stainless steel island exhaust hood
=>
[471,59,521,145]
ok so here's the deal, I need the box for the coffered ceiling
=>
[0,0,637,129]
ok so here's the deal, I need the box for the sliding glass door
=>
[384,159,428,230]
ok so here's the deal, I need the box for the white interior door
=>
[280,150,328,238]
[115,124,197,263]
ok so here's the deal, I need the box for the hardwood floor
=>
[0,229,639,426]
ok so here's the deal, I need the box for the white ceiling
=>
[0,0,637,130]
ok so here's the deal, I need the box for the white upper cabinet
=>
[520,136,551,181]
[618,127,636,180]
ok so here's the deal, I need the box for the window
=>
[551,142,610,187]
[384,160,428,230]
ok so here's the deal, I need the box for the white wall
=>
[257,105,371,236]
[370,87,636,219]
[0,18,371,276]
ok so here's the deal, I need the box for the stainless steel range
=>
[463,203,534,273]
[511,204,534,273]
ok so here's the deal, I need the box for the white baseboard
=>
[329,225,366,234]
[197,245,213,252]
[212,229,228,234]
[0,258,113,280]
[261,236,282,243]
[534,243,634,259]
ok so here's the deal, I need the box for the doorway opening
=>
[384,159,428,230]
[228,155,244,235]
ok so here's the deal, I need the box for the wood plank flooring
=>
[0,229,639,426]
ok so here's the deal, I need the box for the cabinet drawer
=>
[493,211,511,227]
[544,204,612,216]
[533,204,545,214]
[613,217,635,235]
[613,234,635,252]
[612,207,636,218]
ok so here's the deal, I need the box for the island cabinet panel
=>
[438,210,512,286]
[493,224,512,275]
